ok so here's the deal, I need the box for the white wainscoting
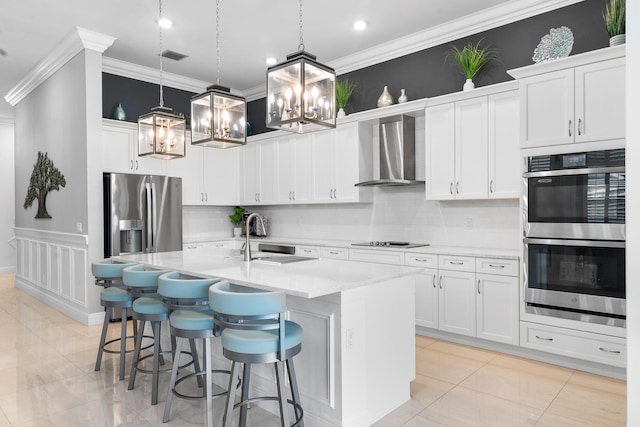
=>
[14,227,96,324]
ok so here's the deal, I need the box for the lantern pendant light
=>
[266,0,336,133]
[138,0,186,159]
[191,0,247,148]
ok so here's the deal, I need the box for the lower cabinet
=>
[520,322,626,368]
[415,255,520,345]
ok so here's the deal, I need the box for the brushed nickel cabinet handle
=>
[439,276,443,289]
[599,347,621,354]
[130,160,134,170]
[450,182,453,195]
[477,279,481,294]
[578,118,582,136]
[535,335,553,341]
[135,160,139,170]
[456,182,460,194]
[329,251,339,255]
[489,264,505,269]
[569,120,572,137]
[205,193,208,202]
[449,261,464,265]
[292,191,295,200]
[432,275,436,288]
[489,180,494,193]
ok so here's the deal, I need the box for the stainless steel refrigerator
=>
[103,173,182,258]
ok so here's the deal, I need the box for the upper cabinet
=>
[165,137,239,206]
[508,46,625,148]
[276,134,312,204]
[102,120,166,175]
[239,139,277,206]
[425,83,519,201]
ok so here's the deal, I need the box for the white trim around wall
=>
[13,227,103,325]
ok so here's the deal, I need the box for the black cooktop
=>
[351,241,429,249]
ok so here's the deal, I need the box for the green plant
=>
[446,40,496,79]
[335,78,356,109]
[229,206,245,227]
[603,0,625,37]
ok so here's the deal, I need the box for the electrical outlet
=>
[464,218,473,229]
[75,222,83,233]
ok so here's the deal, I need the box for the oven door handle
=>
[523,237,625,248]
[523,166,625,178]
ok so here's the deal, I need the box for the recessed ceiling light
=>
[158,18,172,29]
[265,57,277,66]
[353,20,367,31]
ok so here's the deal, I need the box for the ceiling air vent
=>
[160,50,188,61]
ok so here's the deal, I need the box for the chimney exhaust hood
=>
[355,114,424,187]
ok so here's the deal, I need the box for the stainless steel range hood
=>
[355,114,424,187]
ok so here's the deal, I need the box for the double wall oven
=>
[523,149,626,327]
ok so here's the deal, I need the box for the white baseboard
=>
[15,277,104,326]
[0,266,16,274]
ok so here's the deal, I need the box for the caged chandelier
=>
[266,0,336,133]
[138,0,186,159]
[190,0,247,148]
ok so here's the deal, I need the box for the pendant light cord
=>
[298,0,304,51]
[158,0,164,107]
[216,0,221,85]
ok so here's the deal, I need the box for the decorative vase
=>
[377,86,394,108]
[233,227,242,238]
[398,89,408,103]
[463,79,475,91]
[113,103,126,121]
[337,108,346,118]
[609,34,625,46]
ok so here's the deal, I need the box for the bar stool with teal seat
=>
[159,271,232,426]
[209,281,304,427]
[91,258,139,380]
[122,264,173,405]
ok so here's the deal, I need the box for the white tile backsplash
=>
[184,187,520,250]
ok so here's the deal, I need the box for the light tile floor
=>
[0,274,626,426]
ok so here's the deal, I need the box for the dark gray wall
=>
[102,0,610,135]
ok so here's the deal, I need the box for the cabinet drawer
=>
[520,322,626,367]
[296,246,320,257]
[438,255,475,272]
[349,249,405,265]
[476,257,519,276]
[320,247,349,260]
[406,253,438,268]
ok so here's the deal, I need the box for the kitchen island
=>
[115,247,419,427]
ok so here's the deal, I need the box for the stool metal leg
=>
[164,336,183,423]
[287,359,304,427]
[204,337,213,427]
[223,361,241,427]
[128,319,146,390]
[152,321,162,405]
[239,363,251,427]
[275,361,290,427]
[95,307,111,371]
[189,338,203,388]
[119,307,128,380]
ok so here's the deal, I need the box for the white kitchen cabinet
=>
[488,91,520,199]
[438,269,476,337]
[166,140,238,205]
[513,51,625,148]
[102,120,166,175]
[476,273,519,345]
[311,123,369,203]
[425,97,489,200]
[415,269,438,329]
[240,140,277,205]
[276,134,312,203]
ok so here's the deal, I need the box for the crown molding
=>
[0,116,14,127]
[101,57,210,94]
[244,0,583,101]
[4,27,115,106]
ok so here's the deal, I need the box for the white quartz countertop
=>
[189,236,520,260]
[114,248,421,299]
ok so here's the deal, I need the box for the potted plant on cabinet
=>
[229,206,245,237]
[335,78,355,117]
[603,0,625,46]
[447,40,496,91]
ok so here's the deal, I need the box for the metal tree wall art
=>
[23,151,66,219]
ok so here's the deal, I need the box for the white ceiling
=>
[1,0,527,118]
